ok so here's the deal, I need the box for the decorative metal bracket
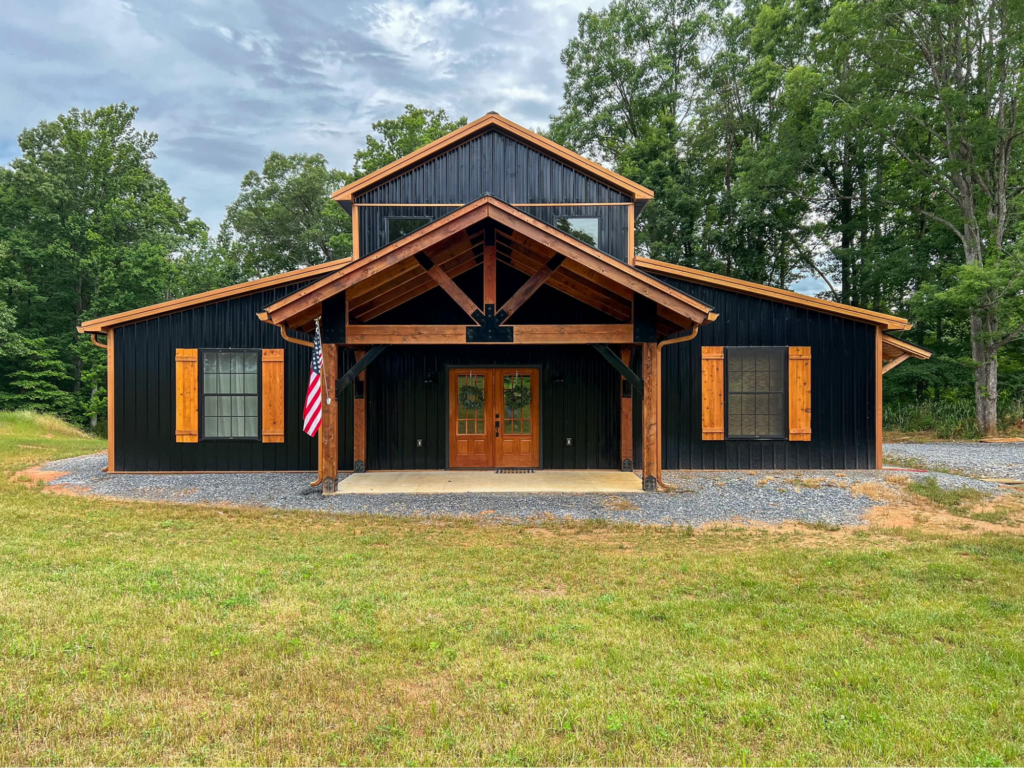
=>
[466,304,513,342]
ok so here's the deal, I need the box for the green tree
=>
[0,337,75,415]
[350,105,467,178]
[830,0,1024,435]
[219,105,467,281]
[550,0,723,269]
[218,152,351,279]
[552,0,823,285]
[0,103,200,421]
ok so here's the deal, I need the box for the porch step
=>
[329,470,643,495]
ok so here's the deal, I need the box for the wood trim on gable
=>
[637,258,914,331]
[79,256,355,333]
[332,113,654,204]
[262,197,715,331]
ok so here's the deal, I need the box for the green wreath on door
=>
[504,378,532,410]
[457,382,485,411]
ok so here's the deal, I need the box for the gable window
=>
[200,350,260,440]
[387,216,430,244]
[726,347,787,439]
[555,217,600,249]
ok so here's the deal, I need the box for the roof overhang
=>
[261,196,715,338]
[636,258,914,332]
[332,113,654,212]
[77,257,355,334]
[881,334,931,374]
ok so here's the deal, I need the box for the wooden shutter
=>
[175,348,199,443]
[262,348,285,443]
[788,346,812,441]
[701,346,725,440]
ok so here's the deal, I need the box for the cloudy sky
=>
[0,0,827,294]
[0,0,595,229]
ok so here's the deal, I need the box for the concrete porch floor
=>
[330,470,643,494]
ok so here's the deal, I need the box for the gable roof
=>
[77,256,355,333]
[636,258,913,332]
[332,112,654,207]
[261,196,714,331]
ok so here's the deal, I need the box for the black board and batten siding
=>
[113,276,878,473]
[637,276,879,470]
[365,345,621,471]
[113,285,354,472]
[355,129,631,262]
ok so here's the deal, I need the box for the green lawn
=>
[1,412,1023,765]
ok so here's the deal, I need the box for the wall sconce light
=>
[424,371,436,384]
[552,373,564,384]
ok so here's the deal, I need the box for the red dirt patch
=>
[12,468,68,484]
[11,466,95,496]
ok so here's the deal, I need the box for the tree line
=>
[0,105,464,429]
[1,0,1022,437]
[549,0,1023,437]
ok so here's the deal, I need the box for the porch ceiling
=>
[260,196,715,338]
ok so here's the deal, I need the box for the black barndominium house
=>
[79,113,930,492]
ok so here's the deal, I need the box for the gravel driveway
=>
[884,441,1024,480]
[38,452,997,528]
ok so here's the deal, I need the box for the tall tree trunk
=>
[725,123,734,277]
[964,221,998,436]
[73,273,84,393]
[972,313,999,437]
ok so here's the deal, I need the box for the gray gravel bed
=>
[884,441,1024,480]
[40,452,997,528]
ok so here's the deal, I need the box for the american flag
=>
[303,319,323,436]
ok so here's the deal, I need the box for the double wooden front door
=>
[449,368,540,468]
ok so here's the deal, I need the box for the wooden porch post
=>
[353,349,367,472]
[641,341,659,491]
[321,342,339,493]
[107,328,115,473]
[620,346,633,472]
[483,226,497,309]
[875,326,883,470]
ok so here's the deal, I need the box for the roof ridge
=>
[332,113,654,204]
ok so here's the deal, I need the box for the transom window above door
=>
[201,350,260,440]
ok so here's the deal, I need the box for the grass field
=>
[1,412,1023,765]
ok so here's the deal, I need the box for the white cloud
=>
[0,0,606,228]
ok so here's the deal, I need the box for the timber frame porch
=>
[260,196,717,492]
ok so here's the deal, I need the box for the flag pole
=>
[311,317,325,487]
